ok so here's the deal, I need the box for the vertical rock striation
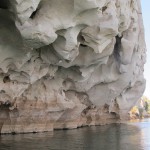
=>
[0,0,146,133]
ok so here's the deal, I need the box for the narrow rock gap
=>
[77,33,87,47]
[30,9,39,19]
[80,44,87,47]
[113,35,123,63]
[30,0,42,20]
[29,1,42,19]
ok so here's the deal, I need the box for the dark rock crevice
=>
[0,0,9,9]
[113,35,123,63]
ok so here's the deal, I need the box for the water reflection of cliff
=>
[1,119,150,150]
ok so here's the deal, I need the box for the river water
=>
[0,119,150,150]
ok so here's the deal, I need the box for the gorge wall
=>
[0,0,146,134]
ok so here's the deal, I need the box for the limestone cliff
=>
[0,0,146,133]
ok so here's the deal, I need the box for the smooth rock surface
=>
[0,0,146,133]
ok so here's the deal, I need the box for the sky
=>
[141,0,150,98]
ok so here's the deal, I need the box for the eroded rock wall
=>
[0,0,146,133]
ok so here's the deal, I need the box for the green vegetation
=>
[142,96,150,114]
[130,96,150,119]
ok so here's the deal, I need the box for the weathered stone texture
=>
[0,0,146,133]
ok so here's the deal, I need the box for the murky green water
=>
[0,119,150,150]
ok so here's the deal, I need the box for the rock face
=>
[0,0,146,133]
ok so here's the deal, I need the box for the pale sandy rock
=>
[0,0,146,133]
